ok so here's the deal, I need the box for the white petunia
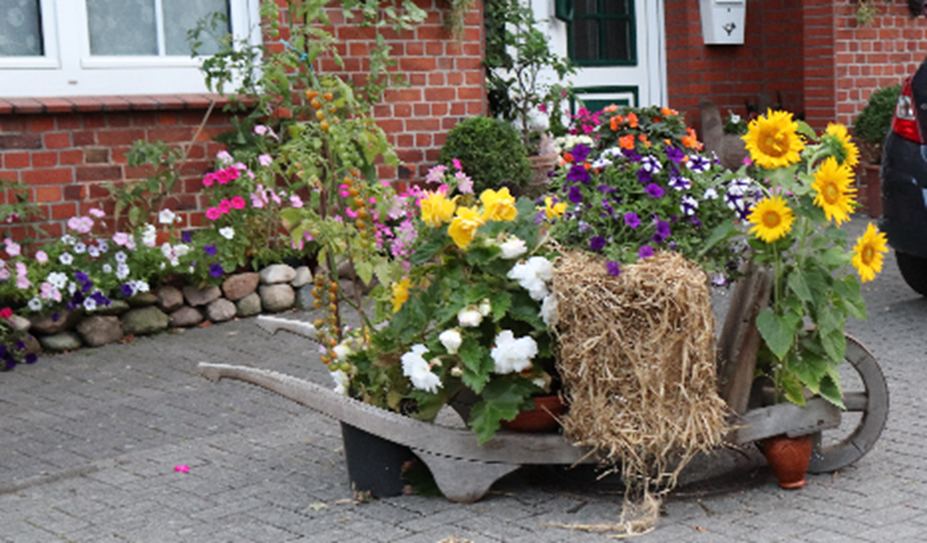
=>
[133,280,150,293]
[27,298,42,311]
[401,344,442,393]
[540,294,559,327]
[332,342,354,361]
[439,329,463,355]
[499,237,527,259]
[141,224,157,247]
[59,253,73,265]
[47,272,68,289]
[490,330,538,374]
[703,187,719,200]
[219,227,235,240]
[330,369,350,396]
[102,263,113,274]
[158,209,176,225]
[83,298,98,312]
[116,263,130,280]
[114,251,127,263]
[173,244,190,258]
[62,234,76,245]
[457,306,483,328]
[88,245,100,258]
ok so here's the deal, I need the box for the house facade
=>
[1,0,925,241]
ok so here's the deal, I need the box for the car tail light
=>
[892,78,921,143]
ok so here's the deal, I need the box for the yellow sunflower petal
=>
[811,156,857,226]
[824,123,860,168]
[852,223,889,282]
[747,195,795,243]
[742,110,805,169]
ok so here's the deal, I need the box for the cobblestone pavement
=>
[2,214,925,542]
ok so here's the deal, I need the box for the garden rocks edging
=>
[22,264,316,354]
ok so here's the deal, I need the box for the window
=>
[568,0,636,67]
[0,0,260,98]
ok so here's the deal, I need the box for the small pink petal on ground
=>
[174,465,190,473]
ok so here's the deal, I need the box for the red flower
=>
[0,308,12,319]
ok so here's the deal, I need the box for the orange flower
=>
[610,115,623,131]
[682,128,702,150]
[627,112,639,128]
[619,135,636,149]
[653,117,662,123]
[639,133,652,147]
[661,107,679,117]
[584,162,592,170]
[603,104,619,113]
[563,152,574,163]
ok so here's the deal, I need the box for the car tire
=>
[896,251,927,296]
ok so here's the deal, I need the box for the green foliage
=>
[438,116,532,194]
[484,0,574,152]
[852,84,900,163]
[108,140,184,229]
[0,178,44,241]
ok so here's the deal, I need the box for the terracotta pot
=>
[527,153,559,197]
[861,163,882,218]
[500,394,567,433]
[762,433,814,489]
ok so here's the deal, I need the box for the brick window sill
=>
[0,94,239,115]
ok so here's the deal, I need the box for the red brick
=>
[7,98,43,114]
[377,119,405,133]
[425,88,456,102]
[37,98,74,114]
[148,127,194,143]
[3,152,29,169]
[35,186,62,203]
[98,96,132,111]
[394,103,413,118]
[44,133,71,149]
[73,131,96,146]
[28,117,56,132]
[63,184,86,200]
[415,133,432,147]
[50,202,77,220]
[75,165,122,182]
[32,152,58,168]
[97,129,146,146]
[399,57,437,72]
[0,134,42,150]
[407,118,440,132]
[159,113,179,126]
[21,168,72,186]
[57,115,81,130]
[107,114,132,128]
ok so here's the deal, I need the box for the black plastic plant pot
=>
[340,422,416,498]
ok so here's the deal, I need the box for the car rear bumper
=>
[878,132,927,258]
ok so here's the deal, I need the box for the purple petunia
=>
[204,244,217,256]
[624,212,641,228]
[656,220,671,238]
[645,183,664,198]
[597,185,617,194]
[568,185,584,204]
[668,176,692,191]
[636,169,652,184]
[665,146,685,163]
[571,144,591,163]
[640,155,662,173]
[686,155,711,173]
[75,271,89,284]
[622,149,642,162]
[24,353,37,364]
[14,340,25,350]
[209,263,224,278]
[680,194,699,216]
[589,235,607,251]
[567,164,591,184]
[182,231,193,244]
[606,261,621,277]
[121,283,135,296]
[638,245,654,259]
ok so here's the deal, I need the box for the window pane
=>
[603,0,630,15]
[163,0,230,56]
[572,19,599,62]
[87,0,157,55]
[0,0,42,56]
[603,19,631,61]
[574,0,598,16]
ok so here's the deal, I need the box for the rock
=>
[126,293,159,307]
[169,306,204,328]
[236,292,262,317]
[76,315,124,347]
[8,314,31,332]
[260,264,297,285]
[296,284,315,310]
[206,298,237,323]
[222,272,260,301]
[157,286,184,312]
[291,266,313,288]
[183,285,221,307]
[259,284,295,312]
[121,306,170,336]
[38,332,82,352]
[20,334,41,355]
[30,310,81,335]
[94,299,130,316]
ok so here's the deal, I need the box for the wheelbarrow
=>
[198,266,888,502]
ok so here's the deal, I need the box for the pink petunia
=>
[346,208,358,218]
[89,208,105,218]
[202,172,217,187]
[250,193,265,209]
[289,195,303,208]
[205,207,222,221]
[113,232,129,246]
[452,158,463,171]
[230,196,246,210]
[4,239,20,257]
[216,170,230,185]
[218,200,232,214]
[226,166,241,181]
[270,190,281,205]
[35,250,48,264]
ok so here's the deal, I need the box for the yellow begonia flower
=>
[392,278,412,313]
[852,223,889,283]
[448,206,485,249]
[742,109,805,169]
[419,190,457,227]
[538,196,567,220]
[747,195,795,243]
[811,156,857,226]
[824,123,860,168]
[479,187,518,222]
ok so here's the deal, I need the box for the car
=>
[879,57,927,296]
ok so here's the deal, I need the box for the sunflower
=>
[852,223,889,282]
[811,156,857,225]
[823,123,860,168]
[747,195,795,243]
[742,110,805,169]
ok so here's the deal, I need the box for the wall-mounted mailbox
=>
[699,0,745,45]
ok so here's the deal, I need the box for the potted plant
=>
[739,109,889,487]
[437,116,533,196]
[484,0,575,192]
[852,84,901,217]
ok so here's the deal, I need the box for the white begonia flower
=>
[457,305,483,328]
[332,342,354,361]
[219,227,235,240]
[158,209,176,225]
[330,369,350,396]
[27,298,42,311]
[67,282,77,294]
[169,258,180,267]
[401,344,442,393]
[540,294,559,327]
[478,298,492,317]
[499,237,527,259]
[439,329,463,355]
[507,256,553,301]
[133,280,150,293]
[490,330,538,374]
[450,366,463,377]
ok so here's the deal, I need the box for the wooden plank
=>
[726,397,842,444]
[716,262,774,415]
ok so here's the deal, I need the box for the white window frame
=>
[0,0,261,98]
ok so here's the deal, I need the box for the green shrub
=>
[438,116,532,195]
[853,85,900,162]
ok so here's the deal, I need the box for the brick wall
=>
[665,0,806,131]
[0,0,485,243]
